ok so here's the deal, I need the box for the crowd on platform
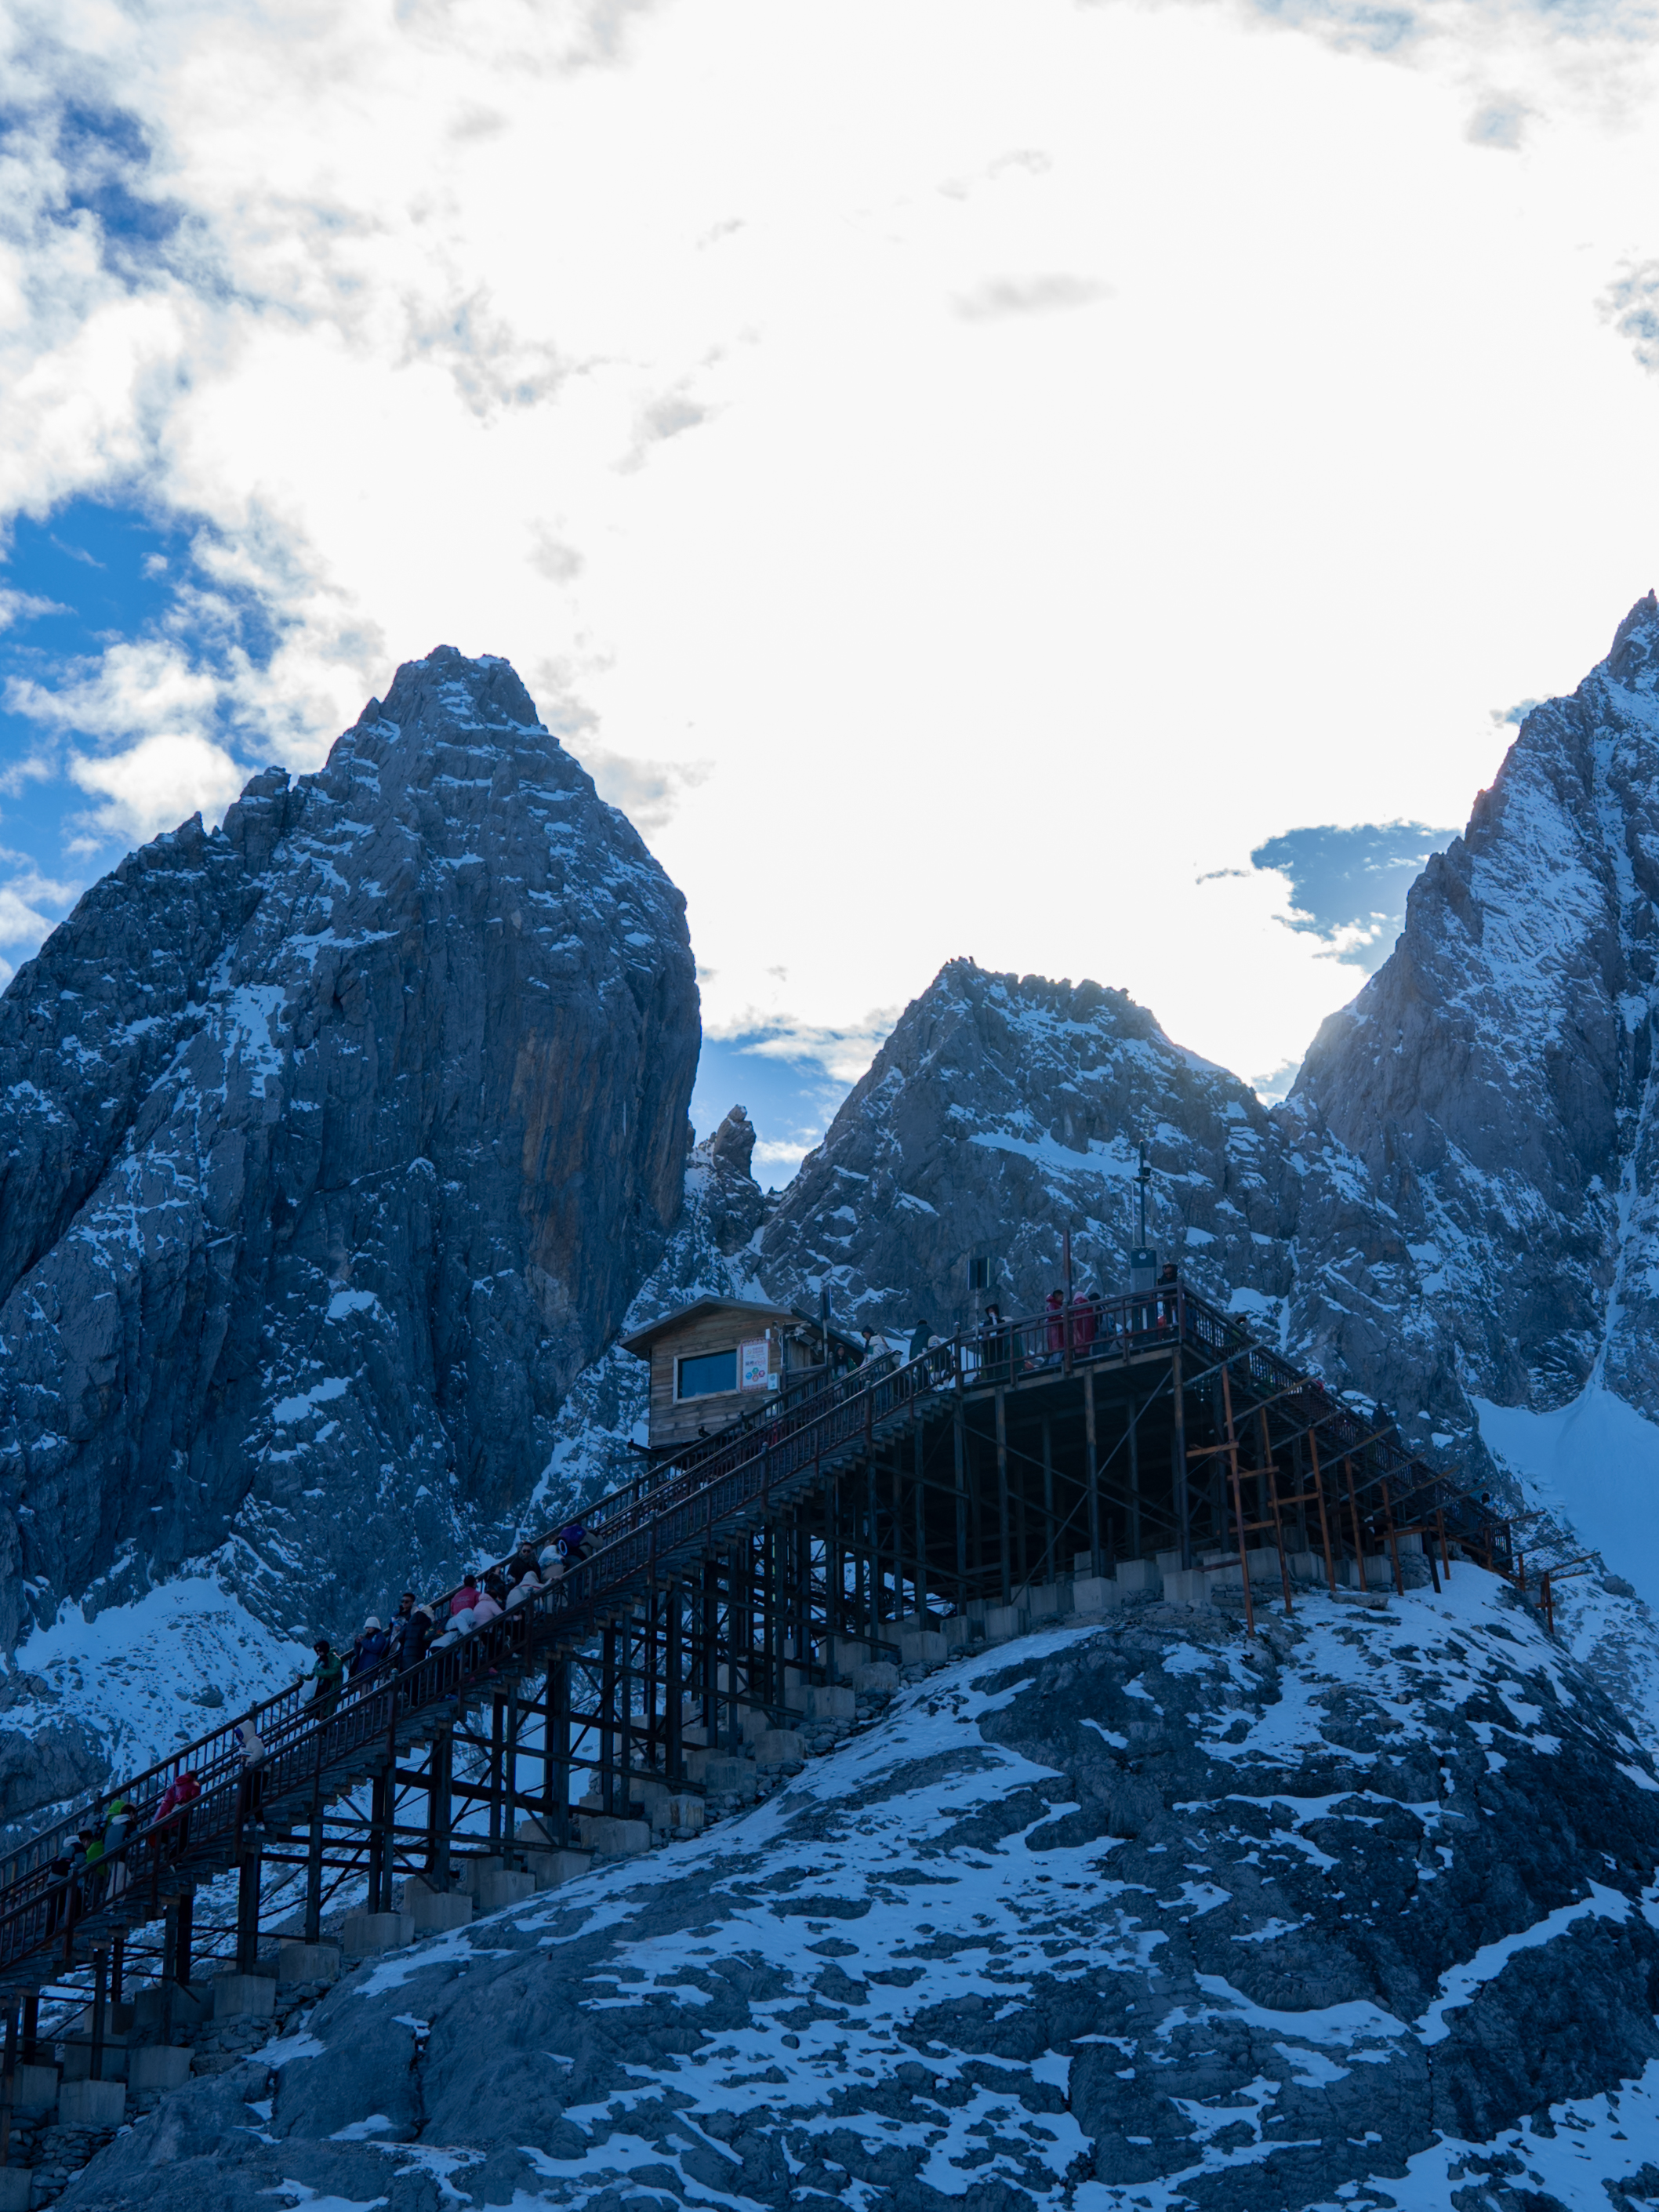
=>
[856,1264,1184,1375]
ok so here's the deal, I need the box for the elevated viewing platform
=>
[0,1280,1524,2127]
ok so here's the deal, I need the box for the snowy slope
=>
[1472,1387,1659,1745]
[65,1575,1659,2211]
[0,1570,314,1854]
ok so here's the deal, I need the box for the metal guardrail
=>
[0,1598,556,1985]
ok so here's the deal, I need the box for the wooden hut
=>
[622,1297,800,1456]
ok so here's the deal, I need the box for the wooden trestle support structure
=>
[0,1283,1519,2065]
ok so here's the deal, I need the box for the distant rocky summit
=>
[755,958,1471,1458]
[0,648,699,1655]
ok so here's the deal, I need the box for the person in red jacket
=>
[150,1770,200,1860]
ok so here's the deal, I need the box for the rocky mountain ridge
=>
[753,961,1470,1456]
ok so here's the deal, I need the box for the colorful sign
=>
[739,1338,771,1391]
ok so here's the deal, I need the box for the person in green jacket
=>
[309,1639,344,1719]
[100,1793,132,1861]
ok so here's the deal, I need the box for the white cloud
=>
[0,587,65,628]
[1465,94,1533,147]
[1603,260,1659,375]
[0,850,79,961]
[0,885,56,948]
[7,640,220,744]
[619,383,716,472]
[753,1137,811,1171]
[953,274,1112,318]
[0,747,56,799]
[575,744,713,835]
[3,0,1659,1086]
[67,731,246,848]
[0,850,77,903]
[707,1012,905,1090]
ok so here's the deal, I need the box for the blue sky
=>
[3,0,1658,1155]
[0,503,173,954]
[0,495,282,968]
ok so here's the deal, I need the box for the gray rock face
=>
[1297,590,1659,1416]
[0,647,699,1649]
[528,1110,769,1513]
[760,962,1293,1333]
[0,1705,104,1829]
[695,1103,769,1255]
[60,1582,1659,2210]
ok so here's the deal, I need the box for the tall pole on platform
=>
[1062,1229,1073,1376]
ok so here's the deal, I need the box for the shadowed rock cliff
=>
[0,647,699,1651]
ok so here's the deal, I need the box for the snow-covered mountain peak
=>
[1298,591,1659,1418]
[759,957,1287,1335]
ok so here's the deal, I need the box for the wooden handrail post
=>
[1084,1368,1102,1577]
[90,1946,107,2082]
[1381,1477,1405,1598]
[1344,1457,1366,1592]
[1258,1407,1293,1616]
[1220,1366,1254,1635]
[304,1778,325,1942]
[1171,1346,1189,1569]
[1,1996,17,2170]
[995,1389,1012,1606]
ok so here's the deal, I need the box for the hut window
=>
[677,1348,739,1399]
